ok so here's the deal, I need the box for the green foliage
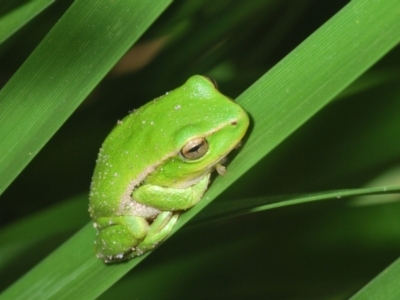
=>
[1,0,400,299]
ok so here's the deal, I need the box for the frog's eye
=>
[181,138,209,160]
[202,76,218,90]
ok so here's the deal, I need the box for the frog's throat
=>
[117,150,179,217]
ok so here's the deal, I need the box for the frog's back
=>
[88,103,156,218]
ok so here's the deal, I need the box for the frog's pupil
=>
[189,142,203,153]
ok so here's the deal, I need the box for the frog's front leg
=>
[94,216,149,262]
[132,174,210,211]
[127,175,210,256]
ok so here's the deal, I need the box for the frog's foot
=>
[94,216,149,263]
[131,211,179,257]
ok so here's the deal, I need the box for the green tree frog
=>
[89,75,249,263]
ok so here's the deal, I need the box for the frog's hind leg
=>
[132,211,179,257]
[94,216,149,262]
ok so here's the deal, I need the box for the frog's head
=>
[144,75,249,188]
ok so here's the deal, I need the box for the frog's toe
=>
[135,212,179,254]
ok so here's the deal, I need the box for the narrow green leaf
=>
[0,0,54,45]
[199,186,400,222]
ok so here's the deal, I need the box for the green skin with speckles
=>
[89,75,249,263]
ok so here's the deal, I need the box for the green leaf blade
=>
[0,0,171,197]
[2,0,400,299]
[0,0,55,45]
[350,257,400,300]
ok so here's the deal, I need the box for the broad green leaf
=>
[177,0,400,224]
[0,195,87,271]
[350,257,400,300]
[0,0,171,197]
